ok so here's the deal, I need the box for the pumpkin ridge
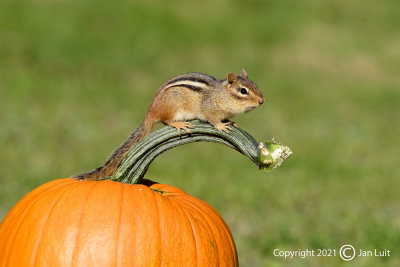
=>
[184,198,237,264]
[177,196,228,265]
[115,182,125,267]
[163,192,198,266]
[0,180,71,265]
[202,200,237,265]
[178,200,200,267]
[186,198,222,265]
[70,181,100,265]
[31,183,74,266]
[152,188,163,266]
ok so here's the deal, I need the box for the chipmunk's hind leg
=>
[167,121,194,134]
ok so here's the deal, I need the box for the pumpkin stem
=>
[108,120,292,184]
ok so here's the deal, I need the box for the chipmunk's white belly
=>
[173,110,205,121]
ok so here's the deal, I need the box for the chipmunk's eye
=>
[240,88,248,95]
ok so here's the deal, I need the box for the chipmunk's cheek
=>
[245,106,257,113]
[252,101,263,109]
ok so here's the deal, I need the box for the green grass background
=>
[1,0,399,266]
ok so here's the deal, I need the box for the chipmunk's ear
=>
[241,68,248,79]
[227,73,237,83]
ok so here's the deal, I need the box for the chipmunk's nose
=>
[259,98,265,105]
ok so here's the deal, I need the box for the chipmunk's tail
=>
[74,118,154,181]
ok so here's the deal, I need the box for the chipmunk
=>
[74,69,264,180]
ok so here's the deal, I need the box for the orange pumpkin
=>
[0,121,290,266]
[0,178,237,266]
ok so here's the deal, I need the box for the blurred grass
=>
[1,0,399,266]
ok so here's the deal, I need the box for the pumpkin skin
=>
[0,178,237,266]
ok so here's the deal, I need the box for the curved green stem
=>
[109,120,292,184]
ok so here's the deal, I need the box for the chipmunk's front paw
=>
[226,120,238,127]
[213,122,232,134]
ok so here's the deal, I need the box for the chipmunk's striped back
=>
[159,73,219,92]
